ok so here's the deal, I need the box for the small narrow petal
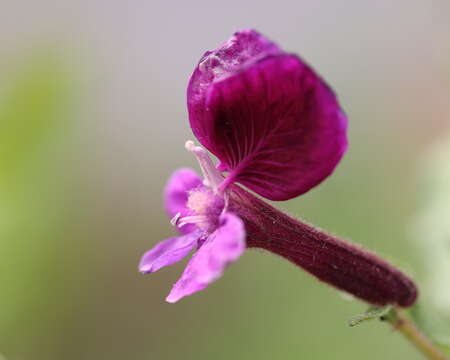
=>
[139,232,200,274]
[164,168,203,234]
[166,213,245,303]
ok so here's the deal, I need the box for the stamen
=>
[170,212,182,226]
[170,212,210,229]
[177,215,209,228]
[185,141,224,192]
[221,192,230,215]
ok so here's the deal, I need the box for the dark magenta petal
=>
[188,29,281,118]
[164,168,203,234]
[188,31,347,200]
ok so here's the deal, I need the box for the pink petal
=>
[139,232,200,274]
[164,168,203,234]
[188,31,347,201]
[166,213,245,303]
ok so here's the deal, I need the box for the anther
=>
[170,212,182,226]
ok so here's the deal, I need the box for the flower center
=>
[171,141,229,231]
[187,189,215,215]
[174,188,225,231]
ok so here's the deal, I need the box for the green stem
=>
[384,308,448,360]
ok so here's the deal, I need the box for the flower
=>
[140,142,246,303]
[139,29,417,307]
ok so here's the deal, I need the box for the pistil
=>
[185,141,224,192]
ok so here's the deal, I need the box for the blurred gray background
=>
[0,1,449,359]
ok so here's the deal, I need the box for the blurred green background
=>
[0,1,449,359]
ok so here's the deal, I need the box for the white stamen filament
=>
[177,215,209,228]
[185,140,224,193]
[221,193,229,215]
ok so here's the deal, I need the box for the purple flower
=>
[139,29,417,306]
[140,158,246,303]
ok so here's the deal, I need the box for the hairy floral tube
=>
[230,185,418,307]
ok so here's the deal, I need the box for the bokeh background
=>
[0,1,449,359]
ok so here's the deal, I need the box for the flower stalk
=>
[383,308,449,360]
